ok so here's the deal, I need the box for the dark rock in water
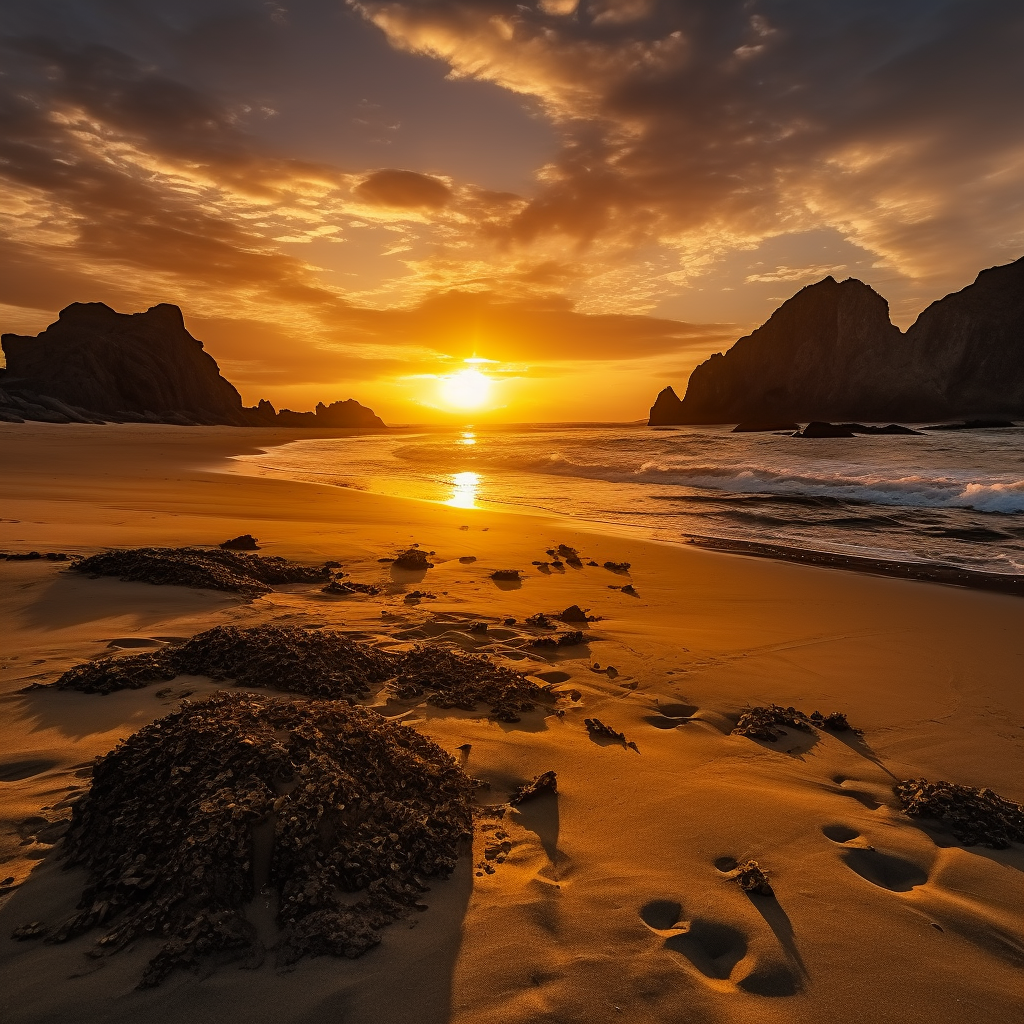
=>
[894,778,1024,848]
[54,625,398,699]
[733,420,800,432]
[71,547,330,596]
[1,303,250,425]
[925,419,1016,430]
[648,385,685,426]
[314,399,385,428]
[42,692,473,985]
[649,256,1024,424]
[798,421,858,438]
[509,770,558,804]
[220,534,260,550]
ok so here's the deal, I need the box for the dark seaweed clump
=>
[392,645,549,722]
[732,860,774,896]
[43,693,474,986]
[894,778,1024,849]
[71,547,331,596]
[733,705,857,742]
[55,626,399,699]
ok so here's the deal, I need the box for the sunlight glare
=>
[440,369,492,410]
[446,471,480,509]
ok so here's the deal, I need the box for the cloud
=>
[355,169,452,208]
[353,0,1024,290]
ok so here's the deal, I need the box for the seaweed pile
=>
[322,580,381,596]
[730,860,774,896]
[490,569,522,582]
[71,547,331,596]
[894,779,1024,848]
[510,771,558,804]
[55,626,399,699]
[392,548,433,570]
[584,718,640,752]
[40,693,473,985]
[733,705,856,742]
[392,646,549,722]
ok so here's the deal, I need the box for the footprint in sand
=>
[0,758,57,782]
[639,900,799,996]
[840,848,928,892]
[821,824,861,844]
[644,703,699,729]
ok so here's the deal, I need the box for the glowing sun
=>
[440,368,492,410]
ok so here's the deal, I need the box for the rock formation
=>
[648,386,685,425]
[0,302,385,428]
[650,256,1024,424]
[2,303,249,425]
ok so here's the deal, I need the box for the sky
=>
[0,0,1021,423]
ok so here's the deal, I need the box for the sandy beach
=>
[0,423,1022,1024]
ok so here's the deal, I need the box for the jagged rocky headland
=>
[649,256,1024,425]
[0,302,384,428]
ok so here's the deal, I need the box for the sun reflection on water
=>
[459,431,476,446]
[447,471,480,508]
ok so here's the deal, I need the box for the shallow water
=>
[236,424,1024,575]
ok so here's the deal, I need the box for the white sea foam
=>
[236,424,1024,573]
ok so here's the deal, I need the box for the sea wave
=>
[394,443,1024,514]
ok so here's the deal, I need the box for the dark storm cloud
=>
[356,0,1024,281]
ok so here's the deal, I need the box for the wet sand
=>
[0,423,1022,1024]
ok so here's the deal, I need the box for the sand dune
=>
[1,423,1022,1024]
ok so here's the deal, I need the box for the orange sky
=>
[0,1,1021,423]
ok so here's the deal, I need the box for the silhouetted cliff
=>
[650,256,1024,424]
[0,302,385,428]
[2,303,249,425]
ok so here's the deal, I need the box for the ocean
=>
[234,424,1024,576]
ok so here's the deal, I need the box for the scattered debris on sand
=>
[71,547,330,596]
[219,534,259,550]
[603,561,631,573]
[729,859,774,896]
[556,545,583,567]
[530,630,585,649]
[526,612,554,628]
[509,771,558,804]
[321,580,381,596]
[557,604,592,623]
[54,626,398,699]
[490,569,521,582]
[404,590,436,602]
[732,704,859,742]
[391,646,550,722]
[393,548,433,570]
[894,779,1024,848]
[37,693,474,985]
[584,718,639,752]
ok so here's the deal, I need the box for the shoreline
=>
[1,422,1022,1024]
[684,534,1024,597]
